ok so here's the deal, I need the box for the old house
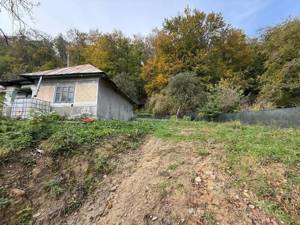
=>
[0,64,135,120]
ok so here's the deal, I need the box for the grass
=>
[201,210,218,225]
[94,156,113,174]
[257,200,295,225]
[0,115,155,159]
[1,117,299,223]
[45,179,65,198]
[15,207,32,225]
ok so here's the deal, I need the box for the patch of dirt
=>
[65,137,279,225]
[179,128,199,135]
[1,135,282,225]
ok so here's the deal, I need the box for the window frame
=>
[54,85,75,103]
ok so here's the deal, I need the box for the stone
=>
[248,204,255,209]
[188,208,194,214]
[152,216,158,221]
[110,186,118,192]
[9,188,25,197]
[33,213,41,219]
[195,177,202,184]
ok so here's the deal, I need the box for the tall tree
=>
[142,8,256,95]
[54,34,68,66]
[259,18,300,107]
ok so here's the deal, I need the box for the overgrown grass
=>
[0,116,156,159]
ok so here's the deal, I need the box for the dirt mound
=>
[65,138,278,225]
[1,135,282,225]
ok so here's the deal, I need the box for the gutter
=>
[33,76,43,97]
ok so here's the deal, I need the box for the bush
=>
[201,79,243,117]
[0,113,63,159]
[45,179,64,197]
[148,92,174,117]
[167,72,207,117]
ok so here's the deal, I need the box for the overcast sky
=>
[1,0,300,37]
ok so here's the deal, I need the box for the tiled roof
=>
[22,64,103,76]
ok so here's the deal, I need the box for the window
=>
[54,86,74,103]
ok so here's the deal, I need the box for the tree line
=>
[0,8,299,116]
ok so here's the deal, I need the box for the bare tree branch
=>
[0,0,40,43]
[0,27,9,44]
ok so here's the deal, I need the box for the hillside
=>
[0,118,299,225]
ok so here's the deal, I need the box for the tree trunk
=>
[176,105,181,119]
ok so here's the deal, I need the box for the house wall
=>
[37,77,99,118]
[97,78,133,121]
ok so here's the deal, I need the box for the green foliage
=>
[0,113,62,159]
[201,79,243,117]
[94,156,113,174]
[257,201,295,225]
[45,179,64,197]
[201,211,218,225]
[259,18,300,107]
[168,72,207,116]
[16,207,33,225]
[0,33,61,80]
[0,187,13,209]
[148,91,174,117]
[0,117,155,159]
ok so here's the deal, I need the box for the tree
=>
[142,8,257,97]
[201,79,243,117]
[259,18,300,107]
[83,31,149,102]
[0,0,40,43]
[167,72,206,117]
[0,32,60,80]
[54,34,68,66]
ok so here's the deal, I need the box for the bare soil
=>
[0,136,284,225]
[66,137,280,225]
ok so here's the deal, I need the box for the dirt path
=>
[65,137,278,225]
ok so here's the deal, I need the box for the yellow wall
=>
[37,85,55,102]
[75,83,97,102]
[37,79,98,104]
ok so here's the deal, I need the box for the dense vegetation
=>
[0,8,299,115]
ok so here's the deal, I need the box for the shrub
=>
[148,92,174,117]
[45,179,64,197]
[201,79,243,117]
[167,72,207,117]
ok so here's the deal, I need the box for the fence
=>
[4,98,51,119]
[210,107,300,128]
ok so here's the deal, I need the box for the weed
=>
[0,197,13,209]
[257,200,295,225]
[158,180,172,198]
[201,210,218,225]
[197,148,210,157]
[16,207,32,225]
[256,182,275,198]
[168,163,179,171]
[45,179,64,198]
[0,187,13,209]
[168,161,184,171]
[94,156,113,174]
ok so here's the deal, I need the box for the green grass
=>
[45,179,65,198]
[257,200,295,225]
[0,116,156,159]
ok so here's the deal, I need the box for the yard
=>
[0,116,299,224]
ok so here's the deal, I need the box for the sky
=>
[0,0,300,38]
